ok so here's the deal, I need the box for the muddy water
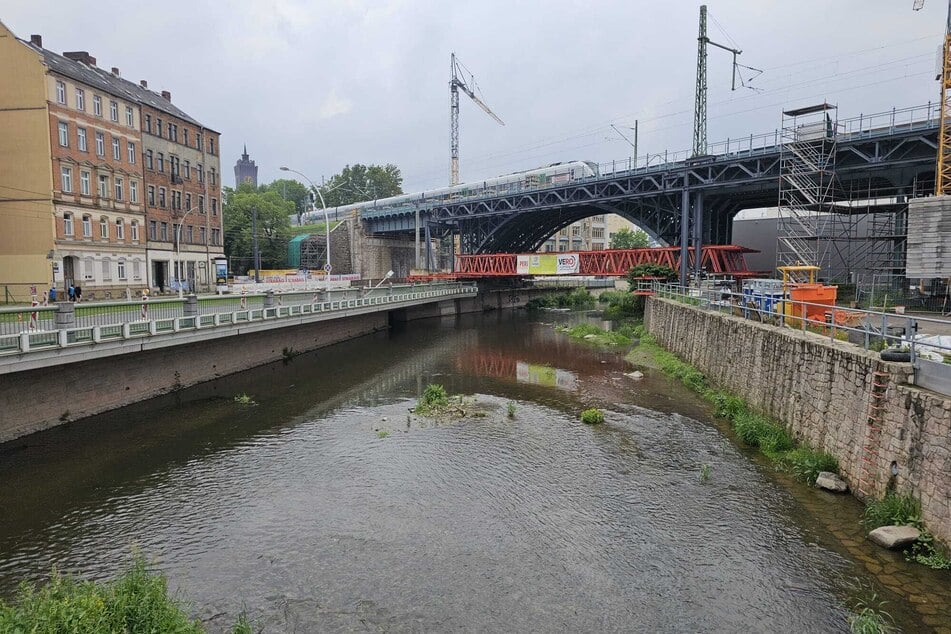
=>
[0,311,947,632]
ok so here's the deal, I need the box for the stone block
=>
[815,472,848,492]
[868,525,921,550]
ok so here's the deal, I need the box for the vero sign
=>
[515,253,580,275]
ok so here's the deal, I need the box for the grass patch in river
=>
[558,323,633,347]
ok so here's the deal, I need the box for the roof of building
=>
[21,38,216,131]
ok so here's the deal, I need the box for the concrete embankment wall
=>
[645,297,951,545]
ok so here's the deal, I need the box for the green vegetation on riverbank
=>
[558,322,636,347]
[863,494,951,570]
[628,326,839,486]
[0,558,252,633]
[525,289,594,310]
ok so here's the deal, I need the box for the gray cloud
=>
[5,0,944,193]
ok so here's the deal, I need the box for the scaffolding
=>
[776,103,842,279]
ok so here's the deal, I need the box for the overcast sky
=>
[5,1,946,193]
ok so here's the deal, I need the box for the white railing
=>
[0,284,478,357]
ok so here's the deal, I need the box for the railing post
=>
[264,290,275,309]
[19,332,30,353]
[122,322,131,338]
[54,302,75,330]
[93,325,102,342]
[183,294,198,317]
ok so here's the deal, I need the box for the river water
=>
[0,311,947,632]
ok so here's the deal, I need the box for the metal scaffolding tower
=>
[776,103,841,277]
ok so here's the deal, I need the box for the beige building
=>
[0,20,56,302]
[540,213,638,252]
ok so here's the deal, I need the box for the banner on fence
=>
[515,254,579,275]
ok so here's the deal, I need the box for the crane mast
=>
[450,53,504,185]
[938,0,951,194]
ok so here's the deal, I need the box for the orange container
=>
[788,283,837,321]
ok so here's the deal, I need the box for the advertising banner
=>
[555,253,579,274]
[516,253,580,275]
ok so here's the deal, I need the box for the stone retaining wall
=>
[645,297,951,545]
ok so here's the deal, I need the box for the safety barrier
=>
[0,283,477,357]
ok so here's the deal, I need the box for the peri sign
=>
[516,254,580,275]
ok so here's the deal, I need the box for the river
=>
[0,311,947,632]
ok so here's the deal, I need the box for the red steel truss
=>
[424,245,756,279]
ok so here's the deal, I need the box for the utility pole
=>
[693,5,708,157]
[252,205,260,283]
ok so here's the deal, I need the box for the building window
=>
[75,88,85,111]
[114,178,123,201]
[116,218,124,240]
[102,258,112,281]
[125,106,134,127]
[127,141,135,163]
[147,185,155,206]
[158,187,166,207]
[196,132,202,149]
[132,259,140,280]
[200,227,207,244]
[60,166,72,192]
[197,164,203,183]
[112,137,120,160]
[183,129,189,146]
[100,216,109,239]
[80,170,90,195]
[198,195,204,213]
[185,193,191,210]
[117,259,126,280]
[145,114,151,133]
[211,198,217,215]
[93,95,102,116]
[170,124,177,142]
[149,220,157,241]
[58,121,68,147]
[160,221,168,241]
[77,127,87,151]
[210,168,217,186]
[56,80,66,104]
[167,122,173,139]
[109,100,118,122]
[212,228,220,246]
[156,118,162,138]
[82,215,92,238]
[98,174,109,198]
[131,220,139,242]
[208,137,216,155]
[157,153,164,172]
[183,160,190,179]
[145,150,153,170]
[64,212,73,236]
[95,131,104,156]
[186,225,193,243]
[130,180,138,203]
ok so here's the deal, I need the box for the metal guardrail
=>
[646,281,951,395]
[0,283,477,357]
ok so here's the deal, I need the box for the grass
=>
[862,493,922,531]
[597,291,644,320]
[699,464,712,484]
[233,393,257,406]
[847,596,894,634]
[296,220,342,234]
[562,323,634,347]
[413,384,448,414]
[779,447,838,485]
[0,557,253,633]
[507,402,517,419]
[580,408,605,425]
[525,289,595,310]
[377,430,390,439]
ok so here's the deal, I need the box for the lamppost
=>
[280,166,331,274]
[174,205,201,299]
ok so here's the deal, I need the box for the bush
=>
[526,289,595,310]
[0,558,213,633]
[781,447,839,485]
[565,323,632,346]
[709,390,747,420]
[420,384,448,407]
[625,263,677,286]
[598,291,644,320]
[862,493,921,531]
[580,408,605,424]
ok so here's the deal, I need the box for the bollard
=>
[183,294,198,317]
[54,302,75,330]
[263,290,275,308]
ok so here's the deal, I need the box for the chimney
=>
[111,67,120,77]
[30,34,42,48]
[63,51,96,65]
[161,90,171,102]
[140,80,148,88]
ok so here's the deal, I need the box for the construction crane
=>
[450,53,504,185]
[692,5,759,157]
[919,1,951,194]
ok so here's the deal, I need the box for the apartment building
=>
[136,89,222,292]
[541,214,609,252]
[0,21,223,300]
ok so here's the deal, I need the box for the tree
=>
[322,163,403,207]
[610,227,651,250]
[223,182,294,274]
[264,179,311,220]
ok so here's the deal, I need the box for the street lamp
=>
[174,205,201,299]
[280,166,331,275]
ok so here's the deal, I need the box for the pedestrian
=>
[74,285,83,302]
[68,284,75,301]
[48,286,57,302]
